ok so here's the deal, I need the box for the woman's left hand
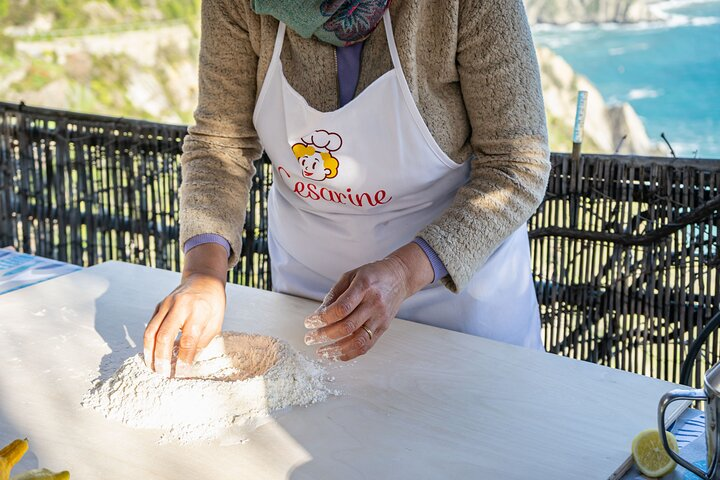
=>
[303,242,435,361]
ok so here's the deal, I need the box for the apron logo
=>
[282,129,393,208]
[291,130,342,182]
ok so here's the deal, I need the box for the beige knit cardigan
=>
[180,0,551,292]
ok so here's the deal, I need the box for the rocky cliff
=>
[1,5,664,156]
[524,0,660,25]
[2,21,199,124]
[537,45,664,155]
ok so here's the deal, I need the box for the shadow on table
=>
[90,269,151,383]
[0,399,40,473]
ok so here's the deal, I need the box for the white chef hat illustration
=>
[300,129,343,153]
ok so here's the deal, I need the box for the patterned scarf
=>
[251,0,391,47]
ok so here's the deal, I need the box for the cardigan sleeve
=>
[179,0,262,268]
[416,0,551,293]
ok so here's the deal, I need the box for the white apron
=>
[252,11,543,349]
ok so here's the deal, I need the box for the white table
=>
[0,261,686,479]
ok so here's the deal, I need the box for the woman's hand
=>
[143,243,228,377]
[303,242,434,361]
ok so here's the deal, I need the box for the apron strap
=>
[382,10,407,85]
[275,12,402,79]
[272,12,410,104]
[273,21,287,63]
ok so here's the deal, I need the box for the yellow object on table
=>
[11,469,70,480]
[0,439,27,480]
[631,429,678,478]
[0,439,69,480]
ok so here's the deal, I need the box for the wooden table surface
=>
[0,261,686,479]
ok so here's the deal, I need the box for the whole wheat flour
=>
[81,332,333,443]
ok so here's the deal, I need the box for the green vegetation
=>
[2,0,598,145]
[0,33,15,56]
[0,0,200,30]
[547,111,601,153]
[9,61,60,90]
[2,1,200,124]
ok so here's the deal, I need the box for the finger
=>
[304,302,372,345]
[153,307,187,377]
[175,321,203,367]
[364,316,390,345]
[321,271,354,308]
[197,327,221,352]
[354,316,389,351]
[143,301,170,370]
[317,316,390,361]
[193,330,220,361]
[176,328,219,378]
[305,272,354,328]
[316,324,374,361]
[305,274,365,329]
[175,315,220,364]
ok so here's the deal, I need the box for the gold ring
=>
[361,324,373,341]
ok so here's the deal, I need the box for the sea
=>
[531,0,720,159]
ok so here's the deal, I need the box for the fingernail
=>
[317,346,342,361]
[304,314,325,329]
[304,330,329,346]
[155,359,171,377]
[143,349,152,368]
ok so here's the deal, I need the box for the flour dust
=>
[81,332,335,443]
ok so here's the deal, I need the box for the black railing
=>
[1,101,719,385]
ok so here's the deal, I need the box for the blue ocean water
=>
[531,0,720,159]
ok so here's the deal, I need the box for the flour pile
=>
[81,332,333,443]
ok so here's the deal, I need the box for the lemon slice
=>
[632,429,678,477]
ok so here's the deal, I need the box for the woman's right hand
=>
[143,243,228,377]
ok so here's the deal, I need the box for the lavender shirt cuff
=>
[184,234,445,281]
[183,234,231,258]
[412,237,448,283]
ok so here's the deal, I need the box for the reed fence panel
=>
[1,102,718,385]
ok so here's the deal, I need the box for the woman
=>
[143,0,551,377]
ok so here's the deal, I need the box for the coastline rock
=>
[524,0,661,25]
[2,5,666,156]
[607,103,663,155]
[537,46,665,155]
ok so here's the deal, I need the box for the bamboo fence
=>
[1,101,718,386]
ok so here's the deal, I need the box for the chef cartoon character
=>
[291,130,342,182]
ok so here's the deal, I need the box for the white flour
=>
[81,332,334,443]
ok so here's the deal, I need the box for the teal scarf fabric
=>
[251,0,391,47]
